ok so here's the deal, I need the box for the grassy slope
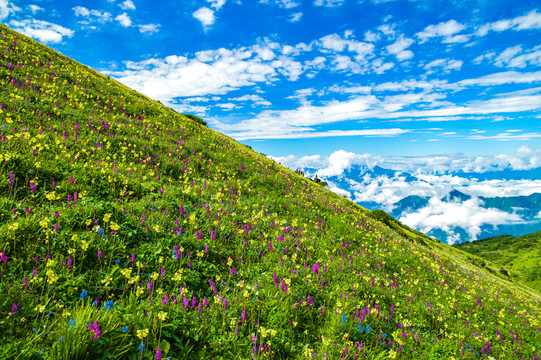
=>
[0,23,540,359]
[453,231,541,293]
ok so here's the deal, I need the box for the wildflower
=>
[11,301,19,316]
[158,311,167,321]
[137,328,149,339]
[122,325,128,334]
[80,289,88,300]
[156,349,162,360]
[104,300,114,311]
[138,343,145,353]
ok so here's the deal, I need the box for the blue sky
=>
[1,0,540,159]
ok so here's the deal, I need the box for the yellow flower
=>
[136,328,149,339]
[110,222,120,231]
[158,312,167,321]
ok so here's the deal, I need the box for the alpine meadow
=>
[1,23,541,360]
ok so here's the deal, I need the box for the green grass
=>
[0,22,540,359]
[453,231,541,292]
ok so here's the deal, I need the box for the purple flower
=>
[156,349,162,360]
[11,301,19,315]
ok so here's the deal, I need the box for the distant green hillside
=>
[453,231,541,292]
[0,23,540,359]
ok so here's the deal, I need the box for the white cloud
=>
[400,197,525,243]
[386,35,414,60]
[119,0,136,10]
[73,6,112,23]
[378,23,396,39]
[459,70,541,86]
[477,10,541,36]
[416,19,468,43]
[0,0,20,20]
[289,12,302,23]
[424,58,463,74]
[328,182,352,199]
[473,51,495,64]
[272,147,541,243]
[317,150,358,177]
[229,94,272,106]
[468,131,541,141]
[138,23,160,34]
[115,12,132,27]
[364,30,380,42]
[27,4,43,14]
[259,0,300,8]
[106,46,297,102]
[277,146,541,176]
[327,84,372,94]
[208,0,227,10]
[314,0,344,6]
[492,45,541,69]
[193,7,215,28]
[9,19,74,44]
[372,59,394,74]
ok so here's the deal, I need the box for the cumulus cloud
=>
[193,7,215,28]
[314,0,345,7]
[106,46,302,103]
[278,146,541,176]
[115,12,132,27]
[259,0,300,8]
[492,45,541,69]
[138,23,160,34]
[207,0,227,10]
[400,197,525,243]
[73,6,112,23]
[9,19,74,43]
[416,19,468,43]
[274,147,541,243]
[0,0,20,20]
[27,4,43,14]
[289,12,302,23]
[229,94,272,106]
[424,58,462,74]
[119,0,136,10]
[477,10,541,36]
[386,35,414,60]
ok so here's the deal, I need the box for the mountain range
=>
[317,164,541,244]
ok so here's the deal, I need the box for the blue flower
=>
[104,300,114,311]
[341,314,346,325]
[80,289,88,300]
[357,324,364,333]
[138,344,145,353]
[366,325,370,334]
[122,326,128,334]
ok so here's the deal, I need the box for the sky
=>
[2,0,540,241]
[2,0,540,157]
